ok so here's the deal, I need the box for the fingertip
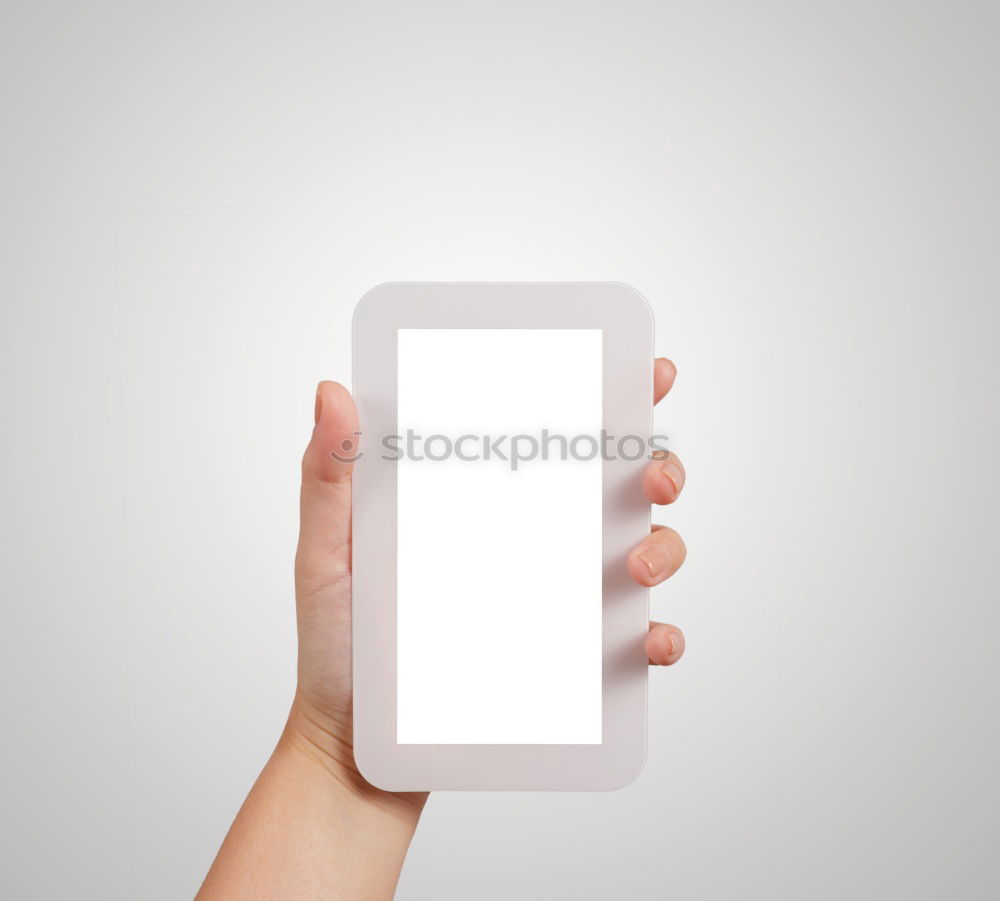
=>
[643,452,685,504]
[627,526,686,587]
[654,358,677,404]
[645,625,673,665]
[646,624,685,666]
[315,380,354,418]
[627,549,656,587]
[305,381,359,484]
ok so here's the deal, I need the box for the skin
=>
[198,357,687,899]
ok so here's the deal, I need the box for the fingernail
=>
[314,385,323,425]
[659,458,684,495]
[638,543,672,581]
[665,633,677,657]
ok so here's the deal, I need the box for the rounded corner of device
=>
[607,282,655,328]
[352,283,397,331]
[351,745,399,793]
[600,746,647,792]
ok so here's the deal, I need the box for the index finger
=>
[654,357,677,404]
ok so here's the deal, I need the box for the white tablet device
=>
[352,283,653,791]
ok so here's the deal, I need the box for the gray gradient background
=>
[2,2,998,899]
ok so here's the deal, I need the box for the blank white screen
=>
[397,329,603,744]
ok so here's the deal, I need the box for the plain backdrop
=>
[2,1,999,899]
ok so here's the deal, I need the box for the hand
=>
[200,356,687,899]
[287,356,687,791]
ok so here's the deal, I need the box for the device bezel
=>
[352,282,652,790]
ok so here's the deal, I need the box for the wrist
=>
[280,690,428,824]
[199,693,424,899]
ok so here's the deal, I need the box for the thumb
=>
[296,380,359,595]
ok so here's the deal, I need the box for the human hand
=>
[286,357,687,801]
[200,357,687,899]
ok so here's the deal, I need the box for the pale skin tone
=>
[198,357,688,900]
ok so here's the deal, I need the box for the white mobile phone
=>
[352,282,652,790]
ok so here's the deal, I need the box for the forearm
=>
[198,700,424,900]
